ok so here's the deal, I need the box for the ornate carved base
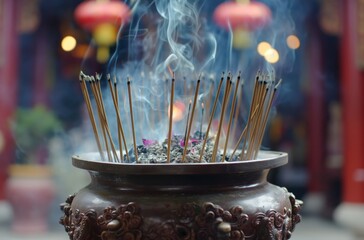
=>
[60,191,302,240]
[59,151,303,240]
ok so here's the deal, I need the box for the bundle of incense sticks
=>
[79,71,281,163]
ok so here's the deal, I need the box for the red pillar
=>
[307,28,325,193]
[334,2,364,236]
[301,22,328,216]
[340,0,364,204]
[0,0,19,199]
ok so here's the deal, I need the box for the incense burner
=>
[60,151,302,240]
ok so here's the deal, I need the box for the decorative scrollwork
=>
[97,202,143,240]
[289,193,303,234]
[60,195,302,240]
[60,196,143,240]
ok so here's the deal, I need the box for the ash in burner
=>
[127,133,233,163]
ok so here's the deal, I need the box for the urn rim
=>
[72,150,288,175]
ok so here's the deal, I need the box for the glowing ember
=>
[168,101,185,122]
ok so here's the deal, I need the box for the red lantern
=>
[213,0,272,49]
[74,0,131,62]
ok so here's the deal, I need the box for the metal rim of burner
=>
[72,150,288,175]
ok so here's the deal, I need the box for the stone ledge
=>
[334,202,364,239]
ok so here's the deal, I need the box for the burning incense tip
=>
[183,101,191,148]
[95,73,102,81]
[199,103,205,140]
[275,79,282,89]
[167,65,174,77]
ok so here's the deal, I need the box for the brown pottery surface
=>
[60,151,302,240]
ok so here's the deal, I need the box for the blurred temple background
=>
[0,0,363,239]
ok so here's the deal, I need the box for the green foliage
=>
[11,105,62,153]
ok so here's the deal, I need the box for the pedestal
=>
[6,165,55,234]
[334,203,364,240]
[0,0,19,199]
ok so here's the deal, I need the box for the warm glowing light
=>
[257,41,271,56]
[236,0,250,4]
[0,130,4,154]
[286,35,300,49]
[232,28,252,49]
[264,48,279,64]
[61,36,77,52]
[168,101,186,122]
[167,65,174,77]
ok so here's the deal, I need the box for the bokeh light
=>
[0,130,4,154]
[257,41,272,56]
[61,35,77,52]
[264,48,279,64]
[286,35,300,49]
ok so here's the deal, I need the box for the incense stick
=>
[230,103,260,159]
[250,77,272,157]
[91,74,116,162]
[115,78,131,162]
[167,76,175,163]
[240,74,261,160]
[79,73,105,161]
[211,74,232,162]
[113,77,123,162]
[230,80,244,145]
[127,79,138,161]
[89,76,112,161]
[95,74,119,162]
[199,73,225,162]
[222,73,241,161]
[107,74,130,162]
[183,100,192,147]
[199,103,204,140]
[79,70,280,164]
[204,79,214,121]
[181,78,201,162]
[253,79,281,159]
[107,75,122,163]
[242,80,267,160]
[249,83,271,159]
[230,125,247,159]
[245,85,269,160]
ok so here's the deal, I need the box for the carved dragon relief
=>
[60,193,302,240]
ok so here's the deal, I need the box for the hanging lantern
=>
[213,0,271,49]
[74,0,131,63]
